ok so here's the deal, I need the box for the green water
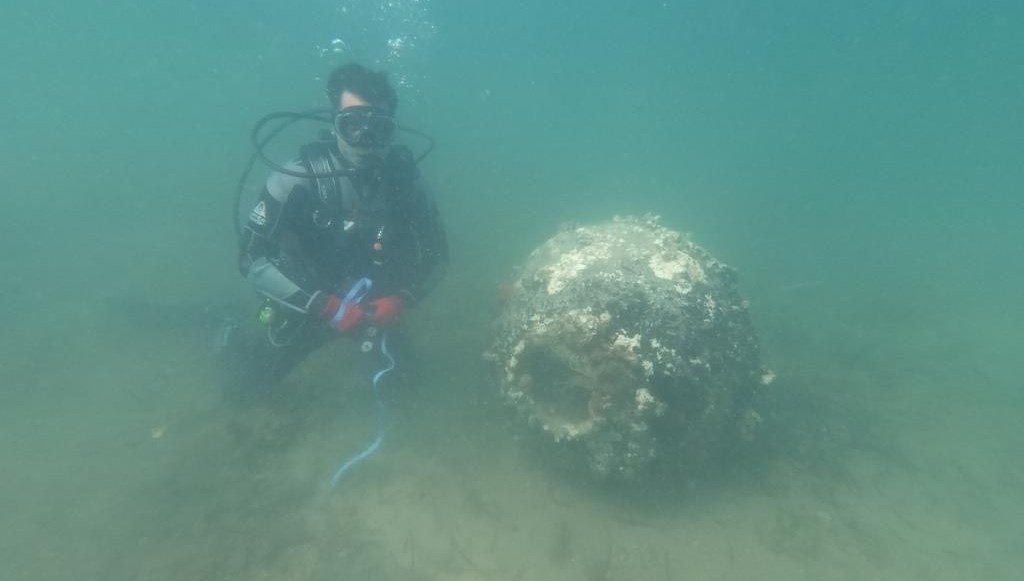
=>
[2,1,1021,579]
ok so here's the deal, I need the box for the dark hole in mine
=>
[519,347,593,423]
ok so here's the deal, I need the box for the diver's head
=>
[326,63,398,166]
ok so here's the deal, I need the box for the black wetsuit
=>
[226,141,447,394]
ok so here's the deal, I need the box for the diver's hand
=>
[367,295,403,326]
[319,294,366,332]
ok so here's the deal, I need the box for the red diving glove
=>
[319,294,366,332]
[367,295,403,326]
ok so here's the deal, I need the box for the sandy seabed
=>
[0,293,1019,581]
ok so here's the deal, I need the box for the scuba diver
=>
[221,62,448,398]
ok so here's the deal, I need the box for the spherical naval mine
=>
[487,216,770,481]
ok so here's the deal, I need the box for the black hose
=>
[233,110,341,236]
[233,109,436,236]
[249,110,357,179]
[399,125,436,163]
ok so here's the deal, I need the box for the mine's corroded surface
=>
[488,216,771,480]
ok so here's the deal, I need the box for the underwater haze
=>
[2,1,1022,579]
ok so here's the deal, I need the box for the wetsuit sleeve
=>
[402,178,449,303]
[238,163,322,314]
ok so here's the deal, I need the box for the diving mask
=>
[333,106,396,149]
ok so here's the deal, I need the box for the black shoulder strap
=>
[385,145,419,187]
[299,141,344,202]
[299,141,360,226]
[381,145,421,213]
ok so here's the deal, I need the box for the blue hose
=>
[329,333,394,486]
[329,279,396,487]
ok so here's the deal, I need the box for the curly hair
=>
[325,63,398,114]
